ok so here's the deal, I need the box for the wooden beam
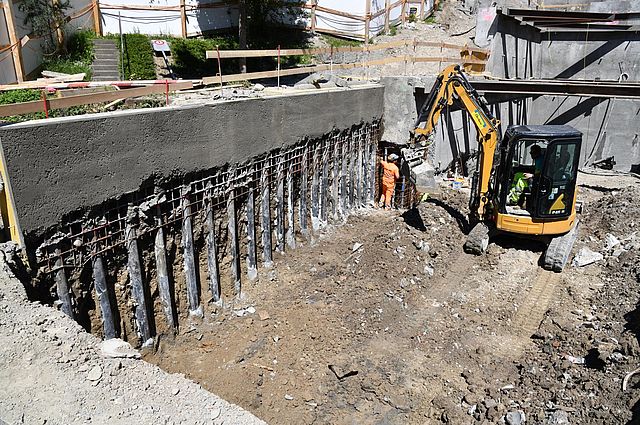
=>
[384,0,390,33]
[0,82,193,117]
[364,0,371,44]
[310,0,317,32]
[92,0,102,35]
[180,0,187,38]
[420,0,425,19]
[401,0,406,25]
[2,0,24,83]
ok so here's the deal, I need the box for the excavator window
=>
[535,140,580,218]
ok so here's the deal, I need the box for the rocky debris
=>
[0,259,266,425]
[572,247,603,267]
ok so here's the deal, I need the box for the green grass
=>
[424,14,437,24]
[167,36,239,79]
[320,34,362,48]
[40,29,96,79]
[109,33,157,80]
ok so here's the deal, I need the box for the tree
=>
[18,0,71,55]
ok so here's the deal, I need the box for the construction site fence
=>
[0,39,489,118]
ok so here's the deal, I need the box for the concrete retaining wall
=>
[0,86,384,239]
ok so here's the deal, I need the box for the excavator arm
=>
[413,64,501,221]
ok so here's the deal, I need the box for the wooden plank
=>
[3,0,24,82]
[364,0,371,44]
[92,0,102,35]
[180,0,187,38]
[384,0,390,33]
[413,56,488,64]
[0,82,192,117]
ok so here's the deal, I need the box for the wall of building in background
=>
[1,0,95,85]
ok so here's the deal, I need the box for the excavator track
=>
[464,222,490,254]
[543,221,579,272]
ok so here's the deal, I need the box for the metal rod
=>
[92,254,116,339]
[228,183,241,297]
[246,185,258,281]
[181,187,202,317]
[332,141,339,221]
[341,141,349,213]
[126,223,152,343]
[286,161,296,249]
[348,137,356,209]
[320,149,328,224]
[300,148,309,237]
[205,195,221,302]
[154,221,176,331]
[261,165,273,267]
[362,134,370,206]
[54,249,73,319]
[356,135,363,207]
[311,147,320,231]
[369,139,377,205]
[276,157,285,252]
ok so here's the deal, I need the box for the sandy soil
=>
[146,173,640,424]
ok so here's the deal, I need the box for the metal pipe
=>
[286,161,296,249]
[54,249,73,319]
[276,157,285,252]
[261,166,273,267]
[126,223,152,342]
[92,254,116,339]
[246,185,258,281]
[227,184,241,297]
[181,187,202,317]
[205,195,221,302]
[154,222,176,331]
[300,148,309,237]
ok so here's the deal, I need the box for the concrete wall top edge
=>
[0,85,383,131]
[0,85,384,239]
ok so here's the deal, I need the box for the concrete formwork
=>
[0,86,384,240]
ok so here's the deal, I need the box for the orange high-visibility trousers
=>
[381,183,394,207]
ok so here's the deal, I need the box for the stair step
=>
[93,59,119,64]
[94,47,118,53]
[93,39,116,45]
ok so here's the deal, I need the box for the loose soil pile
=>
[145,177,640,424]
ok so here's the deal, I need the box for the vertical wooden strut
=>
[300,148,309,237]
[92,0,103,36]
[205,188,221,302]
[3,0,24,82]
[181,186,202,317]
[126,220,152,343]
[92,254,116,339]
[227,178,241,297]
[276,157,285,252]
[246,180,258,281]
[54,249,73,319]
[286,161,296,249]
[384,0,390,34]
[154,206,176,332]
[311,147,320,231]
[260,165,273,267]
[180,0,187,38]
[364,0,371,44]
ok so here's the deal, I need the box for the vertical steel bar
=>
[341,140,349,213]
[356,134,363,207]
[332,141,339,221]
[320,148,328,225]
[228,184,241,297]
[300,148,309,237]
[154,217,176,331]
[362,133,370,206]
[369,138,377,204]
[349,136,356,209]
[286,161,296,249]
[276,156,285,252]
[126,223,152,342]
[311,145,320,231]
[181,187,202,317]
[92,254,116,339]
[261,165,273,267]
[54,249,73,319]
[246,184,258,281]
[205,194,221,302]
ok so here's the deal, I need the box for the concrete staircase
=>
[92,39,120,81]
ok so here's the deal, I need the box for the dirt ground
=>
[145,173,640,425]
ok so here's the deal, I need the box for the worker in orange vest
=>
[379,153,400,210]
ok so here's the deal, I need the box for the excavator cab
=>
[495,125,581,223]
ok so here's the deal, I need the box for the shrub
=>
[114,33,156,80]
[169,37,239,78]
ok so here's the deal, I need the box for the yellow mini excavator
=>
[408,65,581,271]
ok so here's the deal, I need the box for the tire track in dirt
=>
[492,269,560,359]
